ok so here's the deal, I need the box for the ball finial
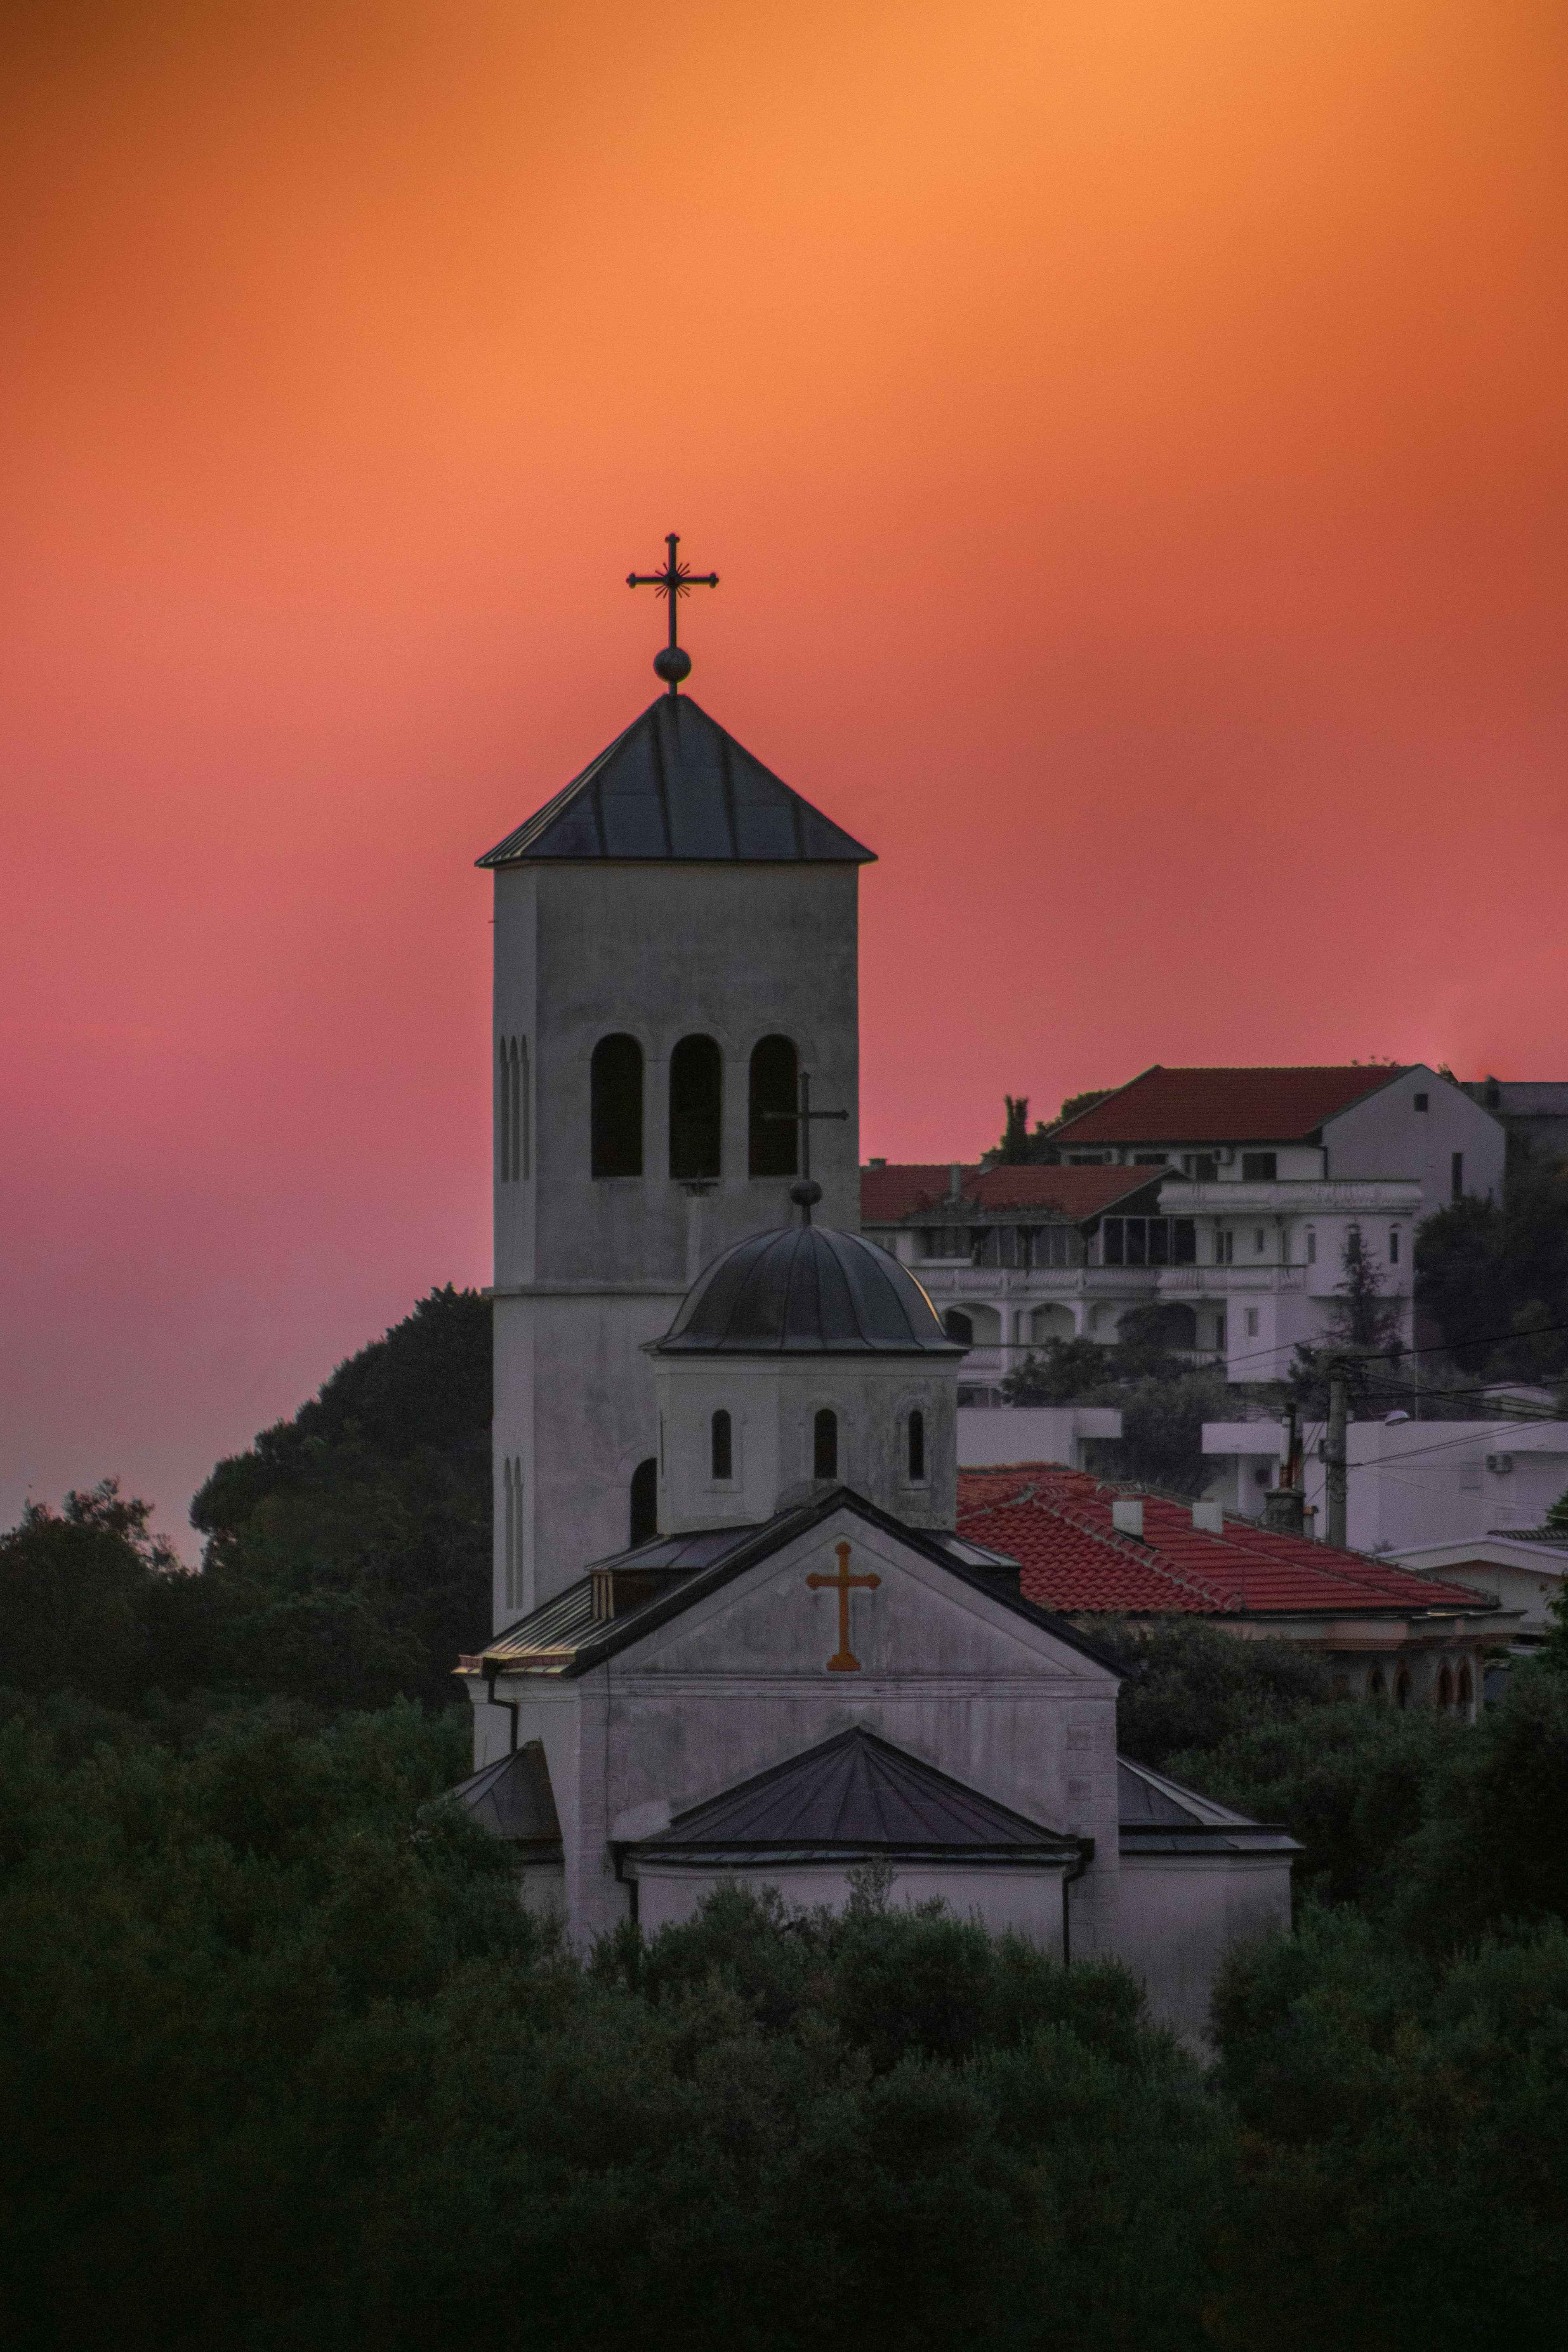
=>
[653,644,691,686]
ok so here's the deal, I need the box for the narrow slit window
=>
[502,1458,523,1612]
[1389,1225,1400,1264]
[1451,1151,1464,1202]
[710,1408,733,1482]
[748,1035,799,1177]
[591,1034,644,1178]
[498,1040,513,1183]
[670,1034,723,1180]
[813,1408,839,1481]
[516,1037,529,1179]
[907,1408,926,1483]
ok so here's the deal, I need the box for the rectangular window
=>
[1173,1219,1196,1264]
[1414,1092,1429,1111]
[1215,1228,1233,1265]
[1184,1153,1218,1181]
[1452,1151,1464,1201]
[1103,1218,1124,1265]
[1306,1225,1316,1264]
[1389,1226,1400,1264]
[1133,1152,1167,1165]
[1254,1227,1266,1253]
[1241,1151,1277,1180]
[1214,1313,1228,1352]
[1245,1308,1259,1338]
[1148,1218,1170,1267]
[1068,1152,1109,1165]
[1126,1218,1148,1267]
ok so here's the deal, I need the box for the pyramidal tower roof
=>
[476,695,876,868]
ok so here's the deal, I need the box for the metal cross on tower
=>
[627,532,719,694]
[766,1071,848,1223]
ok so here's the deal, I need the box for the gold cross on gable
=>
[806,1540,881,1673]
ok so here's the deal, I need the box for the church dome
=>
[654,1223,961,1355]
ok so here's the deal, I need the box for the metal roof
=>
[626,1726,1081,1860]
[446,1741,563,1845]
[1117,1756,1299,1856]
[456,1486,1127,1682]
[654,1223,962,1356]
[476,694,876,867]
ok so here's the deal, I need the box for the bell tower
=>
[481,570,875,1618]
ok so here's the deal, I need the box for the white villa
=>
[863,1064,1505,1399]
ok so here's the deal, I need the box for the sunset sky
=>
[3,0,1565,1543]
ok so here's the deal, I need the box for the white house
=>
[1382,1532,1568,1642]
[863,1065,1504,1397]
[1202,1413,1568,1558]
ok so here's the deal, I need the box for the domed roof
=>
[653,1223,962,1355]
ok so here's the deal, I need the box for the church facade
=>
[460,659,1295,2042]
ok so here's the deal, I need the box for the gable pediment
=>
[606,1506,1115,1687]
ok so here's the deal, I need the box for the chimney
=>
[1263,1487,1306,1536]
[948,1162,963,1201]
[1111,1498,1144,1539]
[1191,1500,1224,1534]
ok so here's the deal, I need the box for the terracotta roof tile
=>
[1053,1065,1404,1145]
[860,1163,1160,1224]
[955,1465,1496,1619]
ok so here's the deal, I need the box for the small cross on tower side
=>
[765,1071,848,1223]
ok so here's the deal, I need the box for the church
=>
[455,543,1295,2041]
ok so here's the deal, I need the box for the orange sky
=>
[3,0,1565,1541]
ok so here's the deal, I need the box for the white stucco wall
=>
[492,858,863,1611]
[472,1505,1124,1957]
[655,1351,960,1533]
[1325,1066,1504,1217]
[1116,1852,1293,2046]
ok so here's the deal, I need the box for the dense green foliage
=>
[1003,1325,1231,1493]
[0,1290,493,1726]
[189,1284,491,1710]
[1417,1137,1568,1378]
[9,1284,1568,2345]
[0,1693,1227,2352]
[5,1651,1568,2348]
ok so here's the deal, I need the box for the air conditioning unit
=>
[1486,1453,1514,1476]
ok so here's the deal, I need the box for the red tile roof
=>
[1052,1065,1404,1146]
[955,1465,1495,1619]
[861,1163,1157,1223]
[861,1164,974,1222]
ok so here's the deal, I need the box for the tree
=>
[1290,1224,1402,1409]
[1002,1338,1108,1404]
[994,1094,1033,1163]
[191,1286,493,1712]
[1417,1135,1568,1375]
[0,1479,200,1706]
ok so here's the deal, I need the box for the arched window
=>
[942,1309,974,1346]
[813,1408,839,1481]
[1368,1667,1386,1702]
[1437,1665,1454,1711]
[711,1408,733,1482]
[670,1034,723,1181]
[629,1457,658,1547]
[1395,1668,1412,1710]
[748,1035,799,1177]
[592,1034,644,1178]
[907,1408,926,1483]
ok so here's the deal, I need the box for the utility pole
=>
[1326,1361,1349,1550]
